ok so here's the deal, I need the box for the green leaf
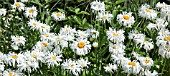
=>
[73,16,81,25]
[67,7,75,12]
[31,1,43,7]
[75,8,80,14]
[45,0,51,3]
[116,0,127,4]
[57,8,65,13]
[78,11,90,15]
[45,16,52,25]
[82,18,87,25]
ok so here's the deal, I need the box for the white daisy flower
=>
[90,1,105,12]
[92,42,98,48]
[0,52,6,62]
[104,63,117,73]
[156,2,168,8]
[156,2,170,22]
[52,12,65,21]
[132,52,141,60]
[86,28,99,39]
[134,35,154,51]
[96,11,113,23]
[21,0,28,2]
[128,30,141,39]
[62,59,81,76]
[139,4,157,20]
[106,27,125,43]
[117,12,135,27]
[12,2,25,11]
[129,31,154,51]
[5,52,24,67]
[28,19,40,30]
[77,58,90,68]
[147,18,168,30]
[11,36,26,46]
[35,41,53,52]
[0,62,5,71]
[122,60,141,75]
[11,44,19,50]
[45,52,62,68]
[40,33,55,41]
[51,34,68,48]
[76,30,89,39]
[70,38,91,56]
[158,45,170,58]
[25,6,38,18]
[158,29,169,36]
[60,25,76,35]
[139,57,153,69]
[37,23,50,34]
[109,42,125,55]
[111,54,128,65]
[156,31,170,46]
[3,69,23,76]
[17,60,38,72]
[0,8,7,16]
[144,70,158,76]
[23,50,45,62]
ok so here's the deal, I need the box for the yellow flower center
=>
[145,9,151,13]
[12,55,18,59]
[70,64,74,68]
[162,32,165,34]
[123,15,130,20]
[29,9,34,13]
[164,36,170,41]
[26,62,29,65]
[101,15,107,19]
[32,22,36,26]
[31,54,37,58]
[56,37,60,40]
[113,45,117,49]
[56,13,61,17]
[8,72,13,76]
[128,62,136,66]
[80,34,85,36]
[66,29,69,32]
[144,59,150,64]
[78,41,85,48]
[42,42,48,47]
[16,38,20,41]
[44,34,49,37]
[51,55,56,60]
[15,2,21,7]
[41,25,45,28]
[113,33,119,37]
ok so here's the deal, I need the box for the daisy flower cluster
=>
[156,2,170,22]
[128,30,154,51]
[91,0,113,23]
[105,28,157,75]
[0,0,101,75]
[139,4,157,20]
[0,0,169,76]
